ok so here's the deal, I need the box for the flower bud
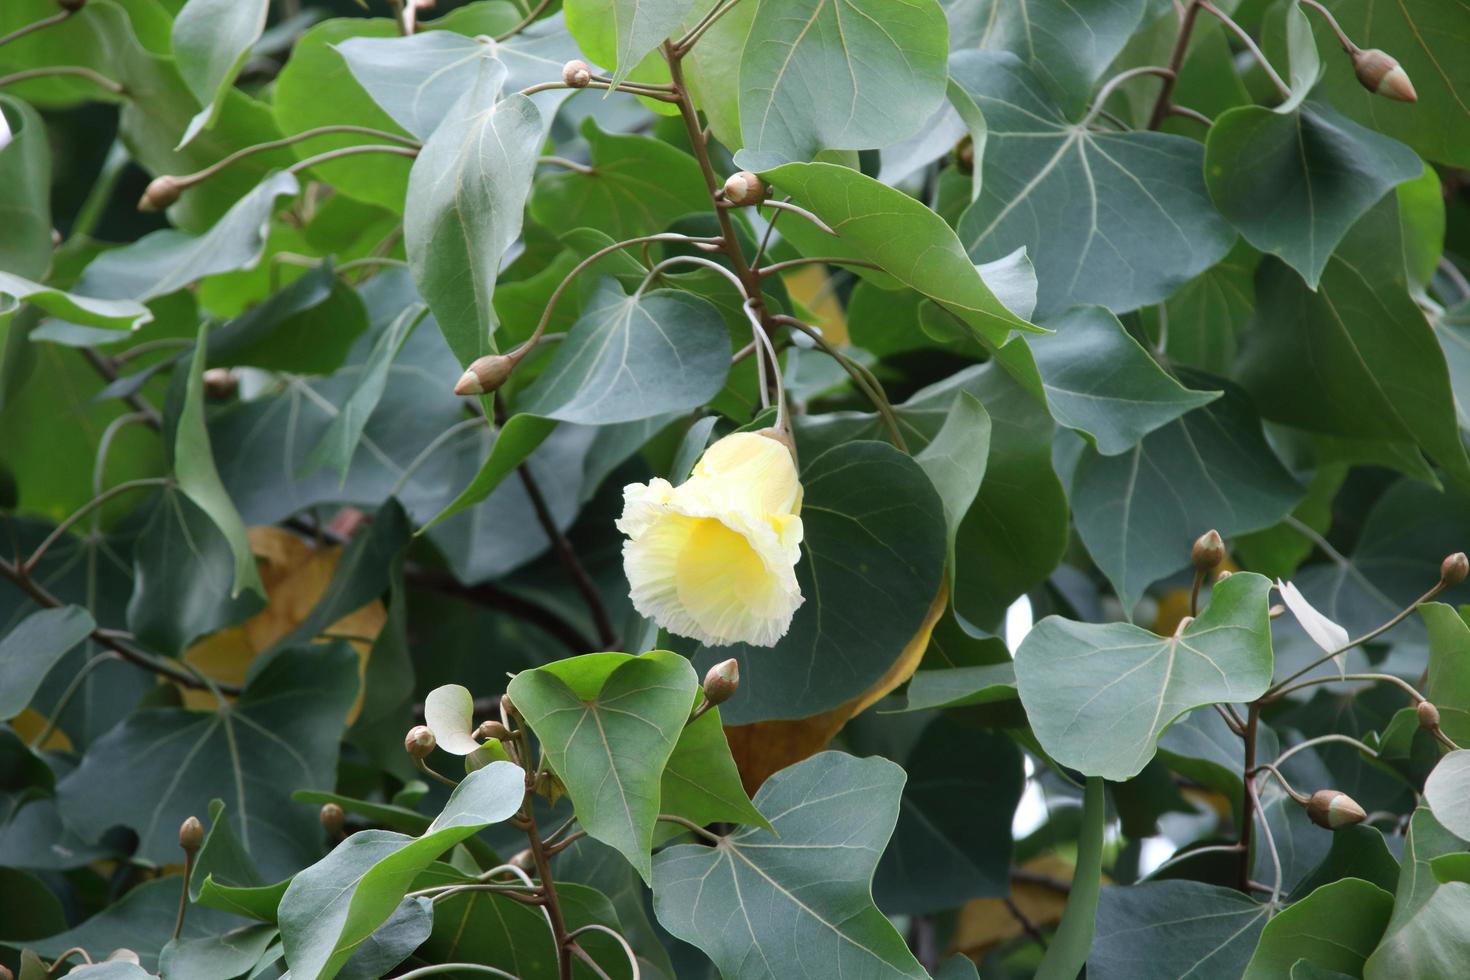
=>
[702,658,740,706]
[179,815,204,852]
[58,0,88,10]
[1215,569,1233,583]
[320,802,346,836]
[1306,789,1367,829]
[475,719,512,741]
[0,963,12,980]
[758,426,797,461]
[454,353,515,396]
[104,950,141,965]
[1352,49,1416,102]
[138,175,182,212]
[1418,699,1442,731]
[510,847,536,872]
[203,367,237,400]
[1441,552,1468,587]
[562,60,592,88]
[723,171,766,207]
[953,136,974,174]
[404,724,436,759]
[1191,529,1225,572]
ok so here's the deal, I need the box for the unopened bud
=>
[179,815,204,852]
[702,658,740,706]
[1215,569,1233,583]
[138,174,182,212]
[1191,529,1225,572]
[455,353,515,396]
[320,802,346,836]
[0,963,12,980]
[203,367,237,400]
[723,171,766,207]
[1441,552,1468,587]
[404,724,436,759]
[58,0,88,10]
[562,60,592,88]
[954,136,974,174]
[1306,789,1367,829]
[475,719,512,741]
[758,426,797,461]
[1352,49,1416,102]
[1418,699,1442,731]
[510,847,536,872]
[104,950,141,965]
[1268,603,1285,619]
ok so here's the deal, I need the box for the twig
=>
[0,65,123,94]
[1198,1,1291,98]
[565,925,640,980]
[1298,0,1358,53]
[656,813,724,844]
[493,0,553,41]
[755,256,883,279]
[25,477,172,573]
[287,143,419,174]
[0,10,72,51]
[1083,66,1174,127]
[674,0,744,53]
[538,155,594,174]
[172,125,419,190]
[1147,1,1202,129]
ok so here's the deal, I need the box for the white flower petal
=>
[1277,579,1350,656]
[423,683,481,755]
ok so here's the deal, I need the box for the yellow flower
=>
[617,431,804,647]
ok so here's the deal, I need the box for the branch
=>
[1147,1,1202,129]
[514,461,618,650]
[494,0,554,42]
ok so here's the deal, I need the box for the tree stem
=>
[1148,1,1201,129]
[1238,703,1259,893]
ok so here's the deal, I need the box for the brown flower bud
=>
[57,0,88,10]
[320,802,346,836]
[1441,552,1468,587]
[1418,699,1442,731]
[203,367,237,400]
[404,724,436,759]
[953,136,974,174]
[510,847,536,872]
[138,175,182,212]
[0,963,13,980]
[562,60,592,89]
[758,426,797,461]
[1215,569,1233,583]
[723,171,766,207]
[1352,49,1416,102]
[702,658,740,706]
[179,815,204,852]
[454,353,515,396]
[1306,789,1367,829]
[475,719,512,741]
[1191,529,1225,572]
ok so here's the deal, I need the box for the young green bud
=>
[1306,789,1367,829]
[702,658,740,706]
[138,175,182,212]
[320,802,346,836]
[1418,699,1442,732]
[723,171,766,207]
[179,815,204,852]
[404,724,437,759]
[1441,552,1468,587]
[475,719,512,741]
[1191,529,1225,572]
[454,353,515,396]
[1352,49,1416,102]
[562,60,592,88]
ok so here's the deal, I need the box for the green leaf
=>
[1243,196,1470,488]
[11,876,247,974]
[1422,603,1470,744]
[685,440,946,722]
[176,322,265,599]
[405,84,543,367]
[0,96,52,280]
[518,279,731,424]
[1424,750,1470,840]
[1089,880,1268,979]
[530,119,710,240]
[0,272,151,331]
[1204,101,1421,288]
[661,697,769,832]
[1309,0,1470,169]
[125,486,264,655]
[761,161,1033,348]
[74,172,299,302]
[191,800,289,923]
[206,263,369,374]
[1027,306,1221,455]
[0,866,66,942]
[652,751,929,980]
[159,922,278,980]
[507,651,697,881]
[341,13,581,142]
[1036,777,1105,980]
[1296,824,1402,897]
[915,390,990,574]
[873,717,1023,913]
[418,412,558,531]
[55,645,359,879]
[0,606,94,720]
[1141,241,1258,376]
[1016,571,1275,780]
[955,52,1234,318]
[565,0,698,87]
[278,760,525,980]
[1365,806,1470,979]
[1063,380,1302,613]
[171,0,269,146]
[953,0,1147,113]
[734,0,949,169]
[1243,877,1395,979]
